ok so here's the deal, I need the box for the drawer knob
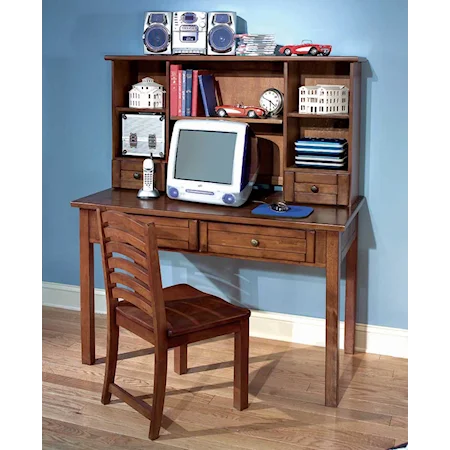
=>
[311,185,319,193]
[133,172,141,180]
[251,239,260,247]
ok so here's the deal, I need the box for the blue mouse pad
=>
[251,204,314,218]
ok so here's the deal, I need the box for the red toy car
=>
[279,40,332,56]
[215,104,267,118]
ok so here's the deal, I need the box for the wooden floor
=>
[42,306,408,450]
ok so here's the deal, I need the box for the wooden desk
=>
[71,188,365,407]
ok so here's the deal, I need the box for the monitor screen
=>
[175,130,237,184]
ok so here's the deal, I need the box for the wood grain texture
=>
[306,230,315,263]
[295,172,338,185]
[96,210,251,440]
[337,174,350,206]
[314,231,327,266]
[325,231,341,407]
[89,209,196,250]
[345,222,358,354]
[170,115,283,124]
[295,192,337,205]
[112,160,121,188]
[340,219,357,261]
[71,189,366,233]
[199,221,208,252]
[79,209,95,365]
[72,195,365,410]
[105,55,366,62]
[112,60,136,166]
[234,319,250,410]
[120,165,166,192]
[188,220,198,251]
[299,124,350,145]
[349,62,361,206]
[174,344,188,375]
[209,230,306,251]
[105,56,362,208]
[295,182,338,195]
[283,171,295,202]
[43,306,407,450]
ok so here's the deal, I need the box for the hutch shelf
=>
[105,55,365,206]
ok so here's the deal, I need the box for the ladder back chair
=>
[97,209,251,440]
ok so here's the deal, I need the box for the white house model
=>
[129,77,165,109]
[298,85,349,115]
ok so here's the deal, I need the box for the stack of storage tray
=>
[294,138,348,169]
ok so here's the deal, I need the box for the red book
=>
[192,70,209,117]
[169,64,181,116]
[177,69,183,116]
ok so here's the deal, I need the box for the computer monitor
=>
[166,119,258,207]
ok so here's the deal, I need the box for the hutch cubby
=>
[105,55,364,207]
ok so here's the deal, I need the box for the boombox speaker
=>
[207,12,236,55]
[143,12,172,54]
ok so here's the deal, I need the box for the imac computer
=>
[166,119,259,207]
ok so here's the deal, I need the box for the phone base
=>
[137,188,160,199]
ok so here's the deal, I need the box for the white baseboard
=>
[42,281,408,358]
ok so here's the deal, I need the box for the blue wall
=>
[43,0,408,329]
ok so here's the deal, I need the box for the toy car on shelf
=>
[215,104,267,118]
[279,40,332,56]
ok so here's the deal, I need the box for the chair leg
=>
[149,345,168,440]
[101,318,119,405]
[233,318,249,411]
[174,344,188,375]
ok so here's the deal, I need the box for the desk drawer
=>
[204,223,312,263]
[89,211,198,250]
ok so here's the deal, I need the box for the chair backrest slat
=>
[104,227,147,253]
[102,210,147,235]
[106,241,148,268]
[97,209,167,341]
[110,272,152,300]
[108,256,148,285]
[111,287,153,316]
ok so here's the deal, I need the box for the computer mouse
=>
[269,202,290,212]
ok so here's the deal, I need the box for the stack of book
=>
[235,34,277,56]
[294,138,348,169]
[169,65,218,117]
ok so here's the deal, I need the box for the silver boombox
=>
[172,11,207,54]
[121,113,165,158]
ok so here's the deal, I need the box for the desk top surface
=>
[71,189,366,232]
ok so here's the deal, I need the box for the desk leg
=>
[345,228,358,354]
[80,209,95,365]
[325,231,341,407]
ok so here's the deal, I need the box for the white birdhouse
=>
[129,77,165,109]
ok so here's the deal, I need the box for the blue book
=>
[185,69,193,117]
[198,74,217,117]
[181,70,186,116]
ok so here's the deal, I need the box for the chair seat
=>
[116,284,250,337]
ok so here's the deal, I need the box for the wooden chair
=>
[96,209,251,440]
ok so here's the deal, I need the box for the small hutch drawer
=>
[113,159,166,192]
[202,222,314,264]
[284,171,349,206]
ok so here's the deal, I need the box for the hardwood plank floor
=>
[42,306,408,449]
